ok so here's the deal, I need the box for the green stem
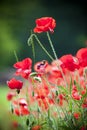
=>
[47,32,68,87]
[14,50,18,62]
[27,34,54,61]
[47,32,58,60]
[30,30,35,63]
[28,33,68,87]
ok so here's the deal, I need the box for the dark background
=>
[0,1,87,129]
[0,0,87,73]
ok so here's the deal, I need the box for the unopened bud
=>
[30,72,38,77]
[33,76,42,82]
[26,118,29,126]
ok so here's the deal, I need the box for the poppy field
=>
[5,17,87,130]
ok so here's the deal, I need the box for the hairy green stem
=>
[47,32,58,60]
[47,32,68,87]
[27,34,54,61]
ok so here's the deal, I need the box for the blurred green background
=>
[0,0,87,71]
[0,0,87,129]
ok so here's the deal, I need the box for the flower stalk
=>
[27,34,54,61]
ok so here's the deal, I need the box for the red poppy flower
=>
[12,98,29,116]
[72,91,82,100]
[33,17,56,33]
[76,48,87,67]
[7,78,23,89]
[12,121,19,128]
[18,98,28,106]
[50,65,63,78]
[73,112,80,119]
[32,125,41,130]
[60,54,79,71]
[13,58,32,79]
[12,98,28,107]
[34,60,48,73]
[14,106,29,116]
[82,98,87,108]
[7,92,16,101]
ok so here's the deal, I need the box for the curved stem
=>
[30,30,35,64]
[28,33,68,87]
[27,34,54,61]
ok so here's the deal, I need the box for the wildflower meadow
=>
[7,17,87,130]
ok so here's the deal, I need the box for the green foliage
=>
[0,21,20,68]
